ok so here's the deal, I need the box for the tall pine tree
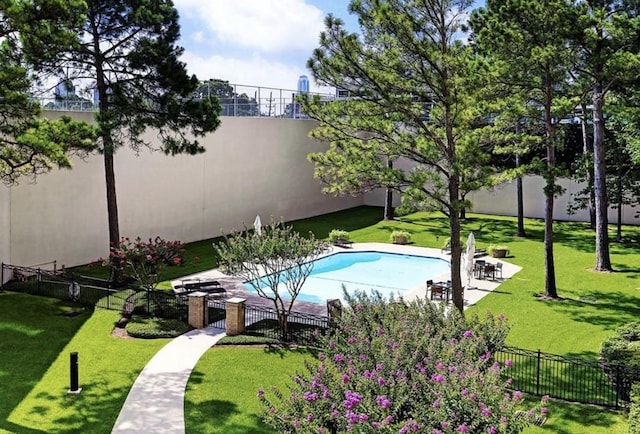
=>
[304,0,494,313]
[49,0,221,260]
[0,0,95,184]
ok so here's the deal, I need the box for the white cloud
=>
[175,0,326,53]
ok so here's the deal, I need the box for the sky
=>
[173,0,484,95]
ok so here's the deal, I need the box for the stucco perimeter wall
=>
[0,184,10,268]
[7,115,362,268]
[468,175,639,224]
[364,173,639,225]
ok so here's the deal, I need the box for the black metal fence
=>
[243,304,329,346]
[496,345,640,408]
[208,300,226,329]
[1,262,187,322]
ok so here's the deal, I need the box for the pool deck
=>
[171,242,522,314]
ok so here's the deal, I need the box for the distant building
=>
[55,80,76,99]
[293,75,310,119]
[297,75,309,94]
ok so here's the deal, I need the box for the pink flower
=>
[457,424,469,433]
[504,359,513,367]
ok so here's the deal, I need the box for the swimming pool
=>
[244,250,450,304]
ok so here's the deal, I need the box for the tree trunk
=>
[616,167,623,242]
[384,158,394,220]
[450,202,464,313]
[581,102,596,229]
[544,149,558,298]
[384,188,394,220]
[104,144,122,283]
[515,153,526,237]
[543,82,557,298]
[104,146,120,250]
[592,87,612,271]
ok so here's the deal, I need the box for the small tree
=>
[103,236,185,313]
[214,221,327,337]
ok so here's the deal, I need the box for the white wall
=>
[0,184,10,268]
[468,175,639,224]
[5,115,363,268]
[364,174,639,224]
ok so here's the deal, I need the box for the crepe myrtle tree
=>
[102,236,185,313]
[259,291,548,433]
[214,221,328,338]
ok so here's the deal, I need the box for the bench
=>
[332,240,353,248]
[173,279,226,300]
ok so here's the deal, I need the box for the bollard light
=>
[68,352,82,395]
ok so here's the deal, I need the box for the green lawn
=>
[184,346,314,434]
[1,293,168,433]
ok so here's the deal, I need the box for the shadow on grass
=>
[547,291,640,331]
[533,398,625,434]
[0,294,91,433]
[10,373,139,434]
[184,398,274,434]
[290,206,384,239]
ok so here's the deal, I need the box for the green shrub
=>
[601,322,640,402]
[630,383,640,434]
[390,230,411,244]
[487,244,509,257]
[126,316,191,339]
[328,229,350,244]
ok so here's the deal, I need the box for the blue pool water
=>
[244,250,450,304]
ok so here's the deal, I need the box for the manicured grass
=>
[521,398,627,434]
[184,346,315,434]
[0,292,91,434]
[184,207,639,433]
[2,293,168,433]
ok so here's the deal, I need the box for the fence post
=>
[37,267,41,294]
[225,297,246,336]
[615,363,621,409]
[187,292,208,329]
[1,262,3,289]
[536,349,541,396]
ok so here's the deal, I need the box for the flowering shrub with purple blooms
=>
[259,291,547,433]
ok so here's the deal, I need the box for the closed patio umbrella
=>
[465,232,475,287]
[254,215,262,236]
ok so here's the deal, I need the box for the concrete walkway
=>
[111,327,225,434]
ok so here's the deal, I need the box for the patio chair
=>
[484,263,496,280]
[430,283,446,301]
[474,260,486,279]
[426,279,433,297]
[495,262,503,279]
